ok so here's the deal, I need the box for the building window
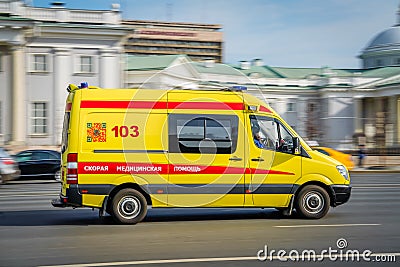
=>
[287,102,296,112]
[79,56,94,73]
[31,102,48,134]
[395,58,400,65]
[32,54,48,72]
[376,59,383,67]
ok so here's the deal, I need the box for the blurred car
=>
[14,149,61,181]
[313,146,354,170]
[0,147,20,184]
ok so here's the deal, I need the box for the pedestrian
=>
[358,145,366,167]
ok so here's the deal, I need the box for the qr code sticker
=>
[87,122,106,142]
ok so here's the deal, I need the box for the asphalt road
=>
[0,174,399,267]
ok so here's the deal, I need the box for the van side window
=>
[169,114,238,154]
[250,115,278,150]
[250,115,295,154]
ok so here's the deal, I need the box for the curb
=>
[4,180,60,185]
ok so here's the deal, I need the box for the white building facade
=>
[0,0,126,147]
[125,55,400,149]
[1,0,399,150]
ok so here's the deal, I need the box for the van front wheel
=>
[111,189,147,224]
[295,185,330,219]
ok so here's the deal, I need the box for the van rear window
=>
[169,114,238,154]
[61,112,70,153]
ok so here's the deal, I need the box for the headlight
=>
[336,165,349,180]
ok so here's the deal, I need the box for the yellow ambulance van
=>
[52,83,351,224]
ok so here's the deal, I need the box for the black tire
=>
[295,185,330,219]
[111,188,147,224]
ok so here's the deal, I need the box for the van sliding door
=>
[167,91,246,207]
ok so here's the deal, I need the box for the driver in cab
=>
[252,124,265,149]
[252,122,285,151]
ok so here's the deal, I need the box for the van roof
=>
[68,85,275,115]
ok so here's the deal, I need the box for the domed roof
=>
[359,7,400,68]
[365,26,400,50]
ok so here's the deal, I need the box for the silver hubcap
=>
[118,196,141,219]
[302,191,324,214]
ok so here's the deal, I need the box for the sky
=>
[31,0,399,69]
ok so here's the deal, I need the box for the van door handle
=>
[251,157,264,162]
[229,156,243,161]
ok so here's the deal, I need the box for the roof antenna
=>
[397,1,400,25]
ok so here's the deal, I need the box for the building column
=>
[99,48,120,88]
[364,98,375,147]
[11,45,26,145]
[384,96,395,146]
[398,97,400,144]
[53,48,71,145]
[353,96,363,133]
[296,97,307,137]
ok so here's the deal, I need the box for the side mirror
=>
[292,137,301,155]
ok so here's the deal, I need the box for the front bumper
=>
[330,184,351,206]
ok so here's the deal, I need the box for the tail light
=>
[66,153,78,184]
[2,158,15,165]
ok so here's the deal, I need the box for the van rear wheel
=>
[295,185,330,219]
[111,188,147,224]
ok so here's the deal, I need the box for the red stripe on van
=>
[168,102,244,110]
[259,106,272,113]
[78,162,294,176]
[249,169,295,175]
[80,101,167,109]
[80,101,244,110]
[79,162,168,174]
[169,165,245,175]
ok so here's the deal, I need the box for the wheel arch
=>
[293,181,335,208]
[106,183,152,213]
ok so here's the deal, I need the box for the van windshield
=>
[61,112,70,153]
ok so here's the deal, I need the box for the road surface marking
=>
[353,184,400,186]
[39,252,400,267]
[274,223,381,228]
[354,187,400,190]
[39,257,258,267]
[353,186,400,189]
[353,184,400,188]
[0,193,57,198]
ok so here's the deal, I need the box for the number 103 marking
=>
[111,125,139,138]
